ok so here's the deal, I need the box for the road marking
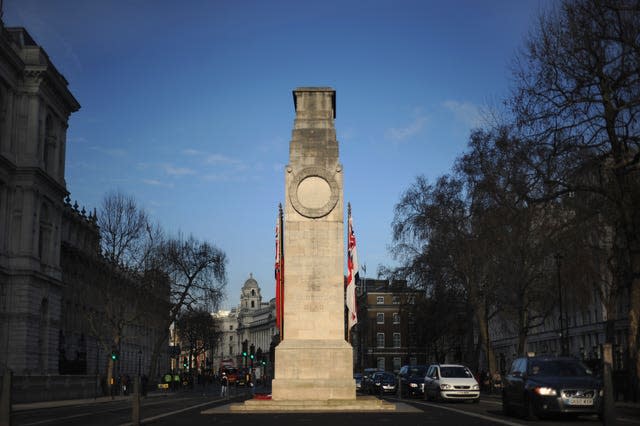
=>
[118,397,229,426]
[389,398,525,426]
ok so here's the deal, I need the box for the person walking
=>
[220,372,228,397]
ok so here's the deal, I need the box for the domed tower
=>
[240,273,262,310]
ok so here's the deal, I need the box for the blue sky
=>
[4,0,550,310]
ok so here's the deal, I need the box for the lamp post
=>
[555,253,567,355]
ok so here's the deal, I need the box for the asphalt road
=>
[10,388,640,426]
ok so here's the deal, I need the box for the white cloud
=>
[142,179,174,188]
[163,165,196,176]
[90,146,127,157]
[385,114,428,142]
[443,100,482,128]
[205,154,241,166]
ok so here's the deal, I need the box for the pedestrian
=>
[220,372,228,397]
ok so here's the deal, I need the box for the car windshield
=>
[409,366,427,376]
[440,366,473,378]
[529,359,590,377]
[381,373,395,382]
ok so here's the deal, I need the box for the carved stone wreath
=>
[289,166,339,218]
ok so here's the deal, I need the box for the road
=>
[10,387,640,426]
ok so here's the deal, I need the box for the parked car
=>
[371,372,397,395]
[398,365,429,397]
[365,371,386,394]
[502,355,603,420]
[354,373,362,391]
[361,368,382,393]
[423,364,480,403]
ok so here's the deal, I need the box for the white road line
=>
[118,397,227,426]
[388,398,524,426]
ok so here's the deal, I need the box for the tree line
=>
[388,0,639,399]
[86,191,226,392]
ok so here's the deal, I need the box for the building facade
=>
[210,275,277,376]
[352,279,426,373]
[0,21,168,384]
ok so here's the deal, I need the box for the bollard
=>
[0,370,11,426]
[131,376,140,426]
[602,344,616,426]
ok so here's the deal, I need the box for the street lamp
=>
[555,253,567,355]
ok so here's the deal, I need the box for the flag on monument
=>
[346,204,358,332]
[275,204,284,338]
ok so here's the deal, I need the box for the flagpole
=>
[279,203,284,340]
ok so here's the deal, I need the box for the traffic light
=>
[242,351,247,357]
[183,357,188,368]
[110,348,118,361]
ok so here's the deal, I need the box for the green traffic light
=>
[242,351,247,357]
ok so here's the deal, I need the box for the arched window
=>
[0,85,6,151]
[251,289,255,296]
[39,203,52,263]
[44,114,56,173]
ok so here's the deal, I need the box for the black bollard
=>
[131,376,140,426]
[602,343,617,426]
[0,370,12,426]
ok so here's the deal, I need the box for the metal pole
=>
[602,343,616,425]
[555,254,566,355]
[0,370,11,426]
[131,376,140,426]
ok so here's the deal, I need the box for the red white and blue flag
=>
[275,204,284,339]
[346,203,358,336]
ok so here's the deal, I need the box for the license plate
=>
[568,398,593,406]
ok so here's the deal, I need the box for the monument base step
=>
[226,395,397,412]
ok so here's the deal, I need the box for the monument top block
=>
[293,87,336,119]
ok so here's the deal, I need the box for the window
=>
[376,333,385,348]
[393,313,400,324]
[251,301,255,308]
[393,333,401,348]
[393,357,401,372]
[392,296,400,304]
[229,325,233,331]
[377,357,385,370]
[376,313,384,324]
[229,335,233,341]
[376,296,384,304]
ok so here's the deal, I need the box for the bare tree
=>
[175,309,221,375]
[391,174,499,375]
[146,234,227,380]
[510,0,640,395]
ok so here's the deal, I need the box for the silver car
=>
[424,364,480,402]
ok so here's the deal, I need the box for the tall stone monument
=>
[271,87,354,400]
[224,88,396,411]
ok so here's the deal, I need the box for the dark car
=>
[371,372,397,395]
[361,368,382,393]
[502,355,603,420]
[398,364,429,397]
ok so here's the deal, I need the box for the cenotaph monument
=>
[226,88,396,412]
[271,87,353,400]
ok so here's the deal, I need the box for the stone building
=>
[0,21,168,391]
[210,275,277,374]
[0,23,80,375]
